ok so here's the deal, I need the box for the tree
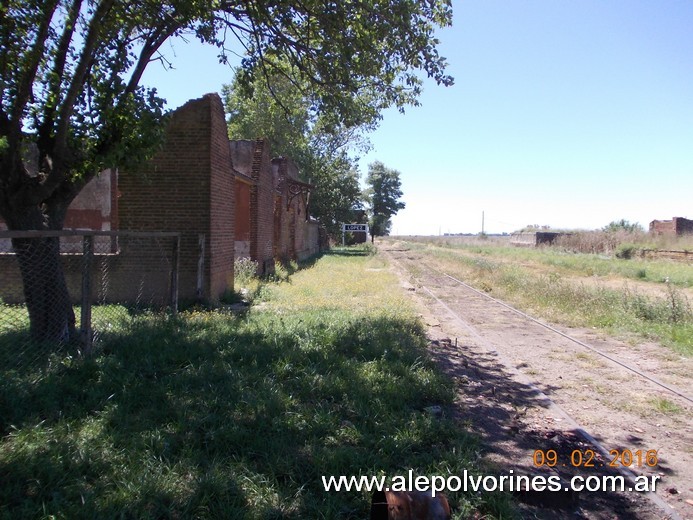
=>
[364,161,405,242]
[1,0,452,343]
[603,219,644,233]
[224,66,367,238]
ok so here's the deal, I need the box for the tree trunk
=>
[12,234,76,343]
[6,199,77,345]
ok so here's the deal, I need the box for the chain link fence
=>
[0,230,179,371]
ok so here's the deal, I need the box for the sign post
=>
[342,223,369,246]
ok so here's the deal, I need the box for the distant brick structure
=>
[272,157,319,261]
[649,217,693,236]
[119,93,235,302]
[510,231,563,247]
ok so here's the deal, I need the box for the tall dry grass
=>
[554,230,648,255]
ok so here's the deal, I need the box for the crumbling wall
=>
[230,139,275,274]
[234,178,251,258]
[674,217,693,235]
[510,231,562,247]
[119,93,235,302]
[272,157,316,261]
[649,217,693,236]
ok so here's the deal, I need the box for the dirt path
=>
[381,241,693,520]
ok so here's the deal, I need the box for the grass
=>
[649,397,684,416]
[403,236,693,288]
[394,239,693,357]
[0,247,512,519]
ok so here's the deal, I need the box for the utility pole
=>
[481,211,485,235]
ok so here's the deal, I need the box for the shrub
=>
[615,243,638,259]
[234,257,259,287]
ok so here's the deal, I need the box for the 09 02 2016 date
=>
[533,449,658,468]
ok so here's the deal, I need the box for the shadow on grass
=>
[0,310,500,519]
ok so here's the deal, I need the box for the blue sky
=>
[142,0,693,235]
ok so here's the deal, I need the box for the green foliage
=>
[365,161,406,238]
[233,257,259,287]
[615,243,638,259]
[224,66,366,238]
[603,219,644,233]
[1,0,453,228]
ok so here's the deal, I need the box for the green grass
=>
[404,236,693,288]
[402,241,693,357]
[649,397,684,415]
[0,249,511,519]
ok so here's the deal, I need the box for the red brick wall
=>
[650,217,693,236]
[270,156,321,262]
[235,180,251,241]
[230,139,276,274]
[208,96,235,299]
[119,93,234,302]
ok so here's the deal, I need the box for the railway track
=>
[424,261,693,406]
[383,244,692,520]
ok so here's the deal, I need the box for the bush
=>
[234,257,259,287]
[615,243,638,259]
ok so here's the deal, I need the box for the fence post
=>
[81,234,93,354]
[170,234,180,315]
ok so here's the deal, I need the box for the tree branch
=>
[39,0,83,150]
[124,25,177,96]
[54,0,116,155]
[9,0,60,142]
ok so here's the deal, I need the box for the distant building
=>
[510,231,564,247]
[649,217,693,236]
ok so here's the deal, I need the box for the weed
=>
[409,239,693,356]
[234,257,259,287]
[666,283,692,324]
[650,397,683,415]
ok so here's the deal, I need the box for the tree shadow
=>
[427,340,666,519]
[0,311,495,518]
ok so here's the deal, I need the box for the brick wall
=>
[234,178,251,258]
[1,92,332,307]
[649,217,693,236]
[271,157,320,262]
[119,93,234,302]
[674,217,693,235]
[230,139,276,274]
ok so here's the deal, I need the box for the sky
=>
[141,0,693,235]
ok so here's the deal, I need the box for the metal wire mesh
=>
[0,230,179,370]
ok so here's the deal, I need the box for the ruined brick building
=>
[649,217,693,236]
[0,93,325,304]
